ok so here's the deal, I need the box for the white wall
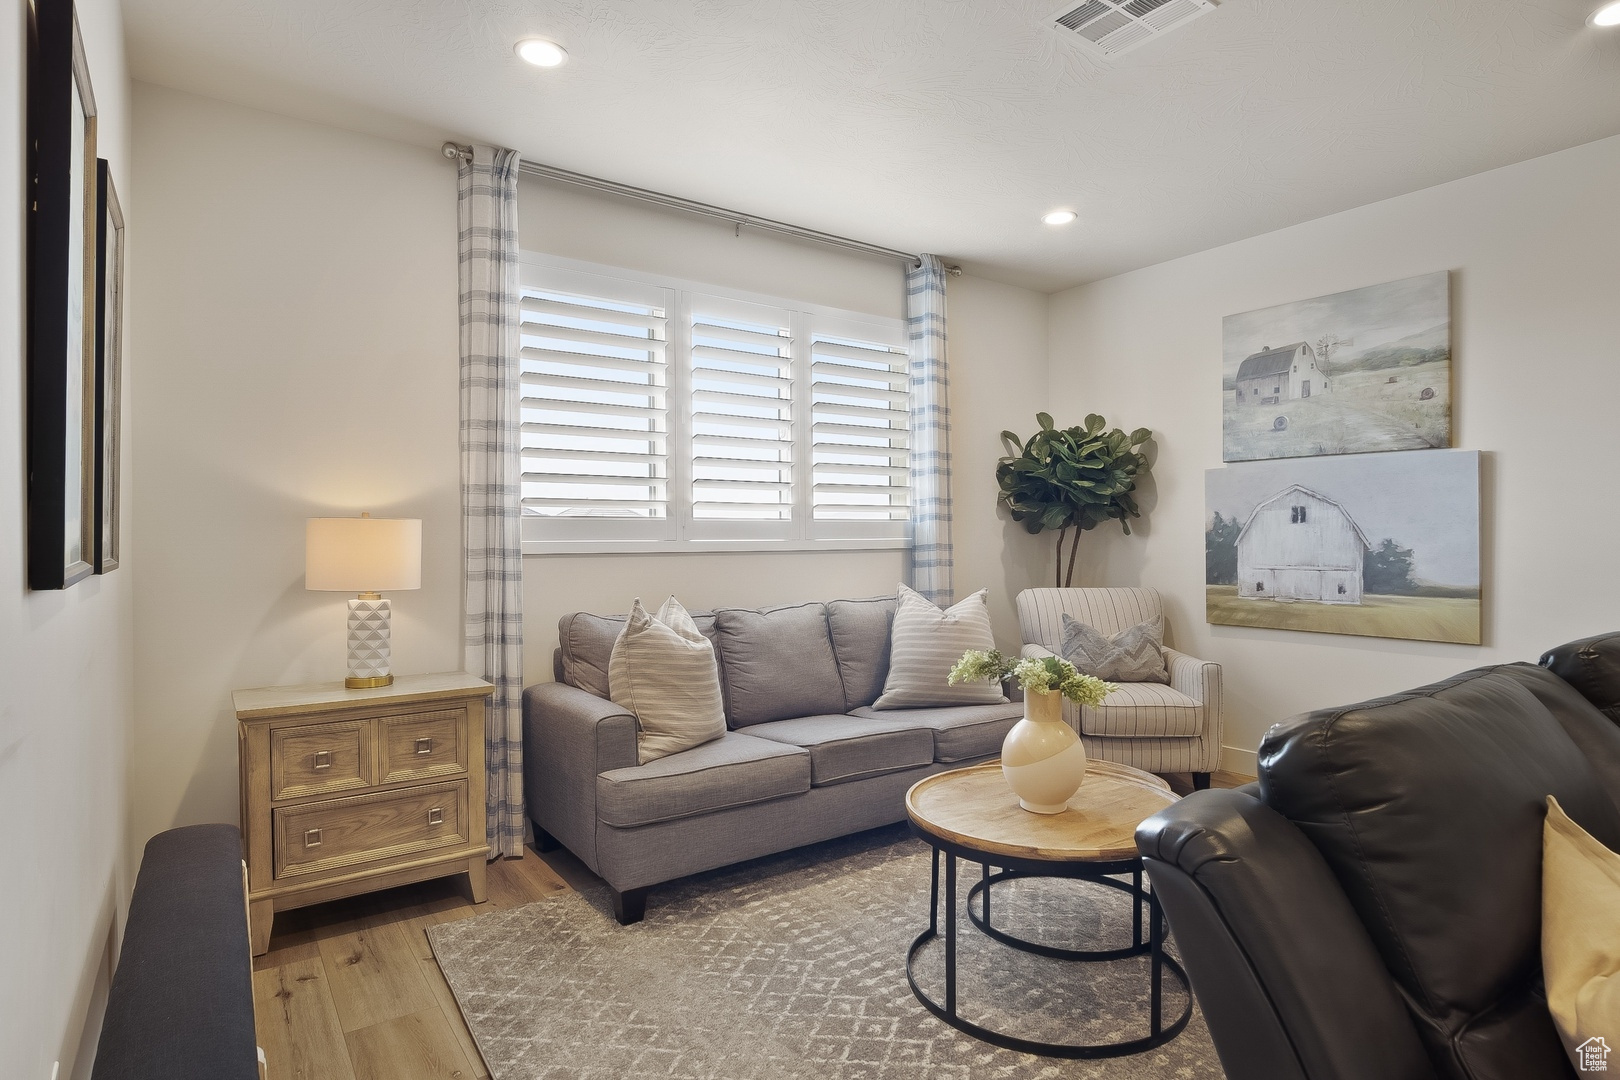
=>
[0,2,134,1078]
[1048,133,1620,771]
[127,88,1051,850]
[129,85,465,856]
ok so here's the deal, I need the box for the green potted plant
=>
[950,650,1114,813]
[996,413,1152,587]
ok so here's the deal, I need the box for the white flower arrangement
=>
[948,649,1115,707]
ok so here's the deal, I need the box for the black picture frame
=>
[26,0,98,591]
[94,158,123,574]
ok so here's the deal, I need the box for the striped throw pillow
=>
[609,597,727,764]
[873,585,1006,709]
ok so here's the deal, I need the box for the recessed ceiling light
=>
[516,38,568,67]
[1592,1,1620,25]
[1042,209,1078,226]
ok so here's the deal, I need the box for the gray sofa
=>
[523,595,1023,923]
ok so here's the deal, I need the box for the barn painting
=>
[1206,450,1481,645]
[1223,271,1452,462]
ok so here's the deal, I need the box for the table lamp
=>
[305,513,422,688]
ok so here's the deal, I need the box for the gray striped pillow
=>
[873,585,1006,709]
[609,597,727,763]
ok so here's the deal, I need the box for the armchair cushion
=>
[1023,643,1206,738]
[1081,682,1204,737]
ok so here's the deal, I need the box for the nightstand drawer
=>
[272,780,469,879]
[380,709,467,784]
[270,720,372,800]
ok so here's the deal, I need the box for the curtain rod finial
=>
[442,141,472,162]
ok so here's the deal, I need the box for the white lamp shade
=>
[305,517,422,592]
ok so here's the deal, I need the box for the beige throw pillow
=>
[609,597,727,764]
[873,585,1005,709]
[1543,795,1620,1072]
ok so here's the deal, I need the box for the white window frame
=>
[520,253,911,556]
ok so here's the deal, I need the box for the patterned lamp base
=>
[347,596,393,688]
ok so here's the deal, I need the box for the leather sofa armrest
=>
[1138,788,1435,1080]
[523,682,639,872]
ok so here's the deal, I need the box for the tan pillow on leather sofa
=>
[1543,794,1620,1072]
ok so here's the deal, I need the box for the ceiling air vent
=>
[1050,0,1216,57]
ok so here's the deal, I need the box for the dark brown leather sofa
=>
[1136,632,1620,1080]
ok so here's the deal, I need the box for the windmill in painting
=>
[1236,485,1369,604]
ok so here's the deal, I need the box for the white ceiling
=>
[124,0,1620,291]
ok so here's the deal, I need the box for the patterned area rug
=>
[428,825,1224,1079]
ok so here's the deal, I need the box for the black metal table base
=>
[905,841,1193,1059]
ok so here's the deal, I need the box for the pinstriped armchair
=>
[1016,588,1223,789]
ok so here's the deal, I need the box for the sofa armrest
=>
[91,825,258,1080]
[1138,789,1435,1080]
[1021,643,1056,660]
[523,682,639,873]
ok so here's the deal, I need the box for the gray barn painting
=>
[1223,271,1452,462]
[1206,449,1480,644]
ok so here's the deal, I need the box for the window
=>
[1290,505,1308,524]
[519,257,909,551]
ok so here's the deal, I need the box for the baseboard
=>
[1220,745,1258,778]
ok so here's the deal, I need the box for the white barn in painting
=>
[1233,342,1329,406]
[1237,485,1371,604]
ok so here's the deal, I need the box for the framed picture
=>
[26,0,99,590]
[1205,449,1481,645]
[1222,271,1452,462]
[94,158,123,574]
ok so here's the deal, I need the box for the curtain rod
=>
[442,142,960,275]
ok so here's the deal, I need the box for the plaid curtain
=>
[906,254,953,605]
[457,146,525,858]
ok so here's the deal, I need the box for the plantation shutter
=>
[518,267,672,539]
[687,295,796,537]
[810,329,910,536]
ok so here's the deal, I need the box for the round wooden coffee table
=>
[904,759,1193,1058]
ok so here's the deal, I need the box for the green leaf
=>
[1036,412,1055,431]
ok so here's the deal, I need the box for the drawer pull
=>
[304,828,323,848]
[427,807,444,826]
[313,750,333,770]
[414,737,434,756]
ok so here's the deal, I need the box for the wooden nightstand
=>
[234,672,493,955]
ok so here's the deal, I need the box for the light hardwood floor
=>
[252,768,1253,1080]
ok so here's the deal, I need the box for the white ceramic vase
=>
[1000,688,1087,814]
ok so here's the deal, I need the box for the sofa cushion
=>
[596,732,809,829]
[712,603,845,727]
[827,597,897,710]
[1079,682,1203,738]
[1260,663,1620,1080]
[744,714,933,786]
[852,701,1023,762]
[559,610,718,700]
